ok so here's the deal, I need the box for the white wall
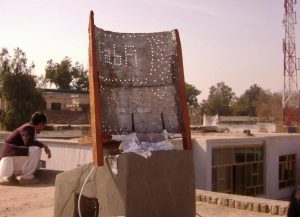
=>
[193,136,265,190]
[0,140,92,171]
[192,134,300,200]
[192,138,208,189]
[264,135,300,199]
[40,139,93,171]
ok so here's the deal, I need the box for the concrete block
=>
[234,200,241,209]
[54,150,195,217]
[205,195,211,203]
[199,194,206,202]
[260,203,269,213]
[211,197,218,204]
[246,202,253,211]
[228,199,235,208]
[271,205,279,215]
[217,197,222,205]
[240,201,247,210]
[253,203,260,212]
[221,198,229,207]
[278,206,287,216]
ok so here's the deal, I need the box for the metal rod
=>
[161,113,166,130]
[131,113,136,132]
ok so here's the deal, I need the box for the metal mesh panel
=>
[94,27,183,134]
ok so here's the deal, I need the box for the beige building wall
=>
[0,90,90,112]
[43,91,90,111]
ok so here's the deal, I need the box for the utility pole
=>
[283,0,300,126]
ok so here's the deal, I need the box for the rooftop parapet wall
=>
[196,190,289,216]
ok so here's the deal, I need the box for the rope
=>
[78,166,96,217]
[59,165,90,217]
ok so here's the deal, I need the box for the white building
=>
[193,133,300,200]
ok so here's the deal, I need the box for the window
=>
[279,154,296,189]
[51,103,61,111]
[212,146,264,196]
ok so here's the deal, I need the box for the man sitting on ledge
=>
[0,112,51,184]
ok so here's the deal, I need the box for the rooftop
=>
[0,170,287,217]
[42,88,89,94]
[190,131,300,142]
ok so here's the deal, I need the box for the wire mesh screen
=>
[94,27,183,134]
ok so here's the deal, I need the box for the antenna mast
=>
[283,0,300,126]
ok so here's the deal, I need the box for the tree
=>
[268,92,282,121]
[0,48,45,130]
[256,91,281,121]
[232,84,271,117]
[185,82,201,107]
[201,82,235,115]
[45,57,88,90]
[71,62,89,91]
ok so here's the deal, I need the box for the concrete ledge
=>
[196,190,289,216]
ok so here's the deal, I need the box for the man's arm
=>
[43,144,51,159]
[20,125,44,148]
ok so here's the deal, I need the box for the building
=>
[0,89,90,125]
[42,89,89,112]
[41,89,90,124]
[193,133,300,200]
[0,89,90,113]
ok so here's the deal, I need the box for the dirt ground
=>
[0,169,282,217]
[0,170,58,217]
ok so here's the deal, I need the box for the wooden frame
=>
[89,11,104,166]
[279,154,296,189]
[175,29,192,150]
[212,146,265,196]
[88,12,193,166]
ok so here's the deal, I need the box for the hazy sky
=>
[0,0,297,100]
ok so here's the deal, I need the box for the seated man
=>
[0,111,51,184]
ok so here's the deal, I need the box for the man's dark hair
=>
[30,112,47,125]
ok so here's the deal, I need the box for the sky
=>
[0,0,297,100]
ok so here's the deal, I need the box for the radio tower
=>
[283,0,300,126]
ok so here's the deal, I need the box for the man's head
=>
[30,112,47,134]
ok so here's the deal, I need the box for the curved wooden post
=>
[89,11,104,166]
[174,29,192,150]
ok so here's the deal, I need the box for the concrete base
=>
[54,150,195,217]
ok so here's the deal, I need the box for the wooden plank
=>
[88,11,104,166]
[174,29,192,150]
[78,135,112,146]
[78,136,92,145]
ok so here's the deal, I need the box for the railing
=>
[196,190,289,216]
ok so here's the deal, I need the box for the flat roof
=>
[42,88,89,94]
[191,132,300,143]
